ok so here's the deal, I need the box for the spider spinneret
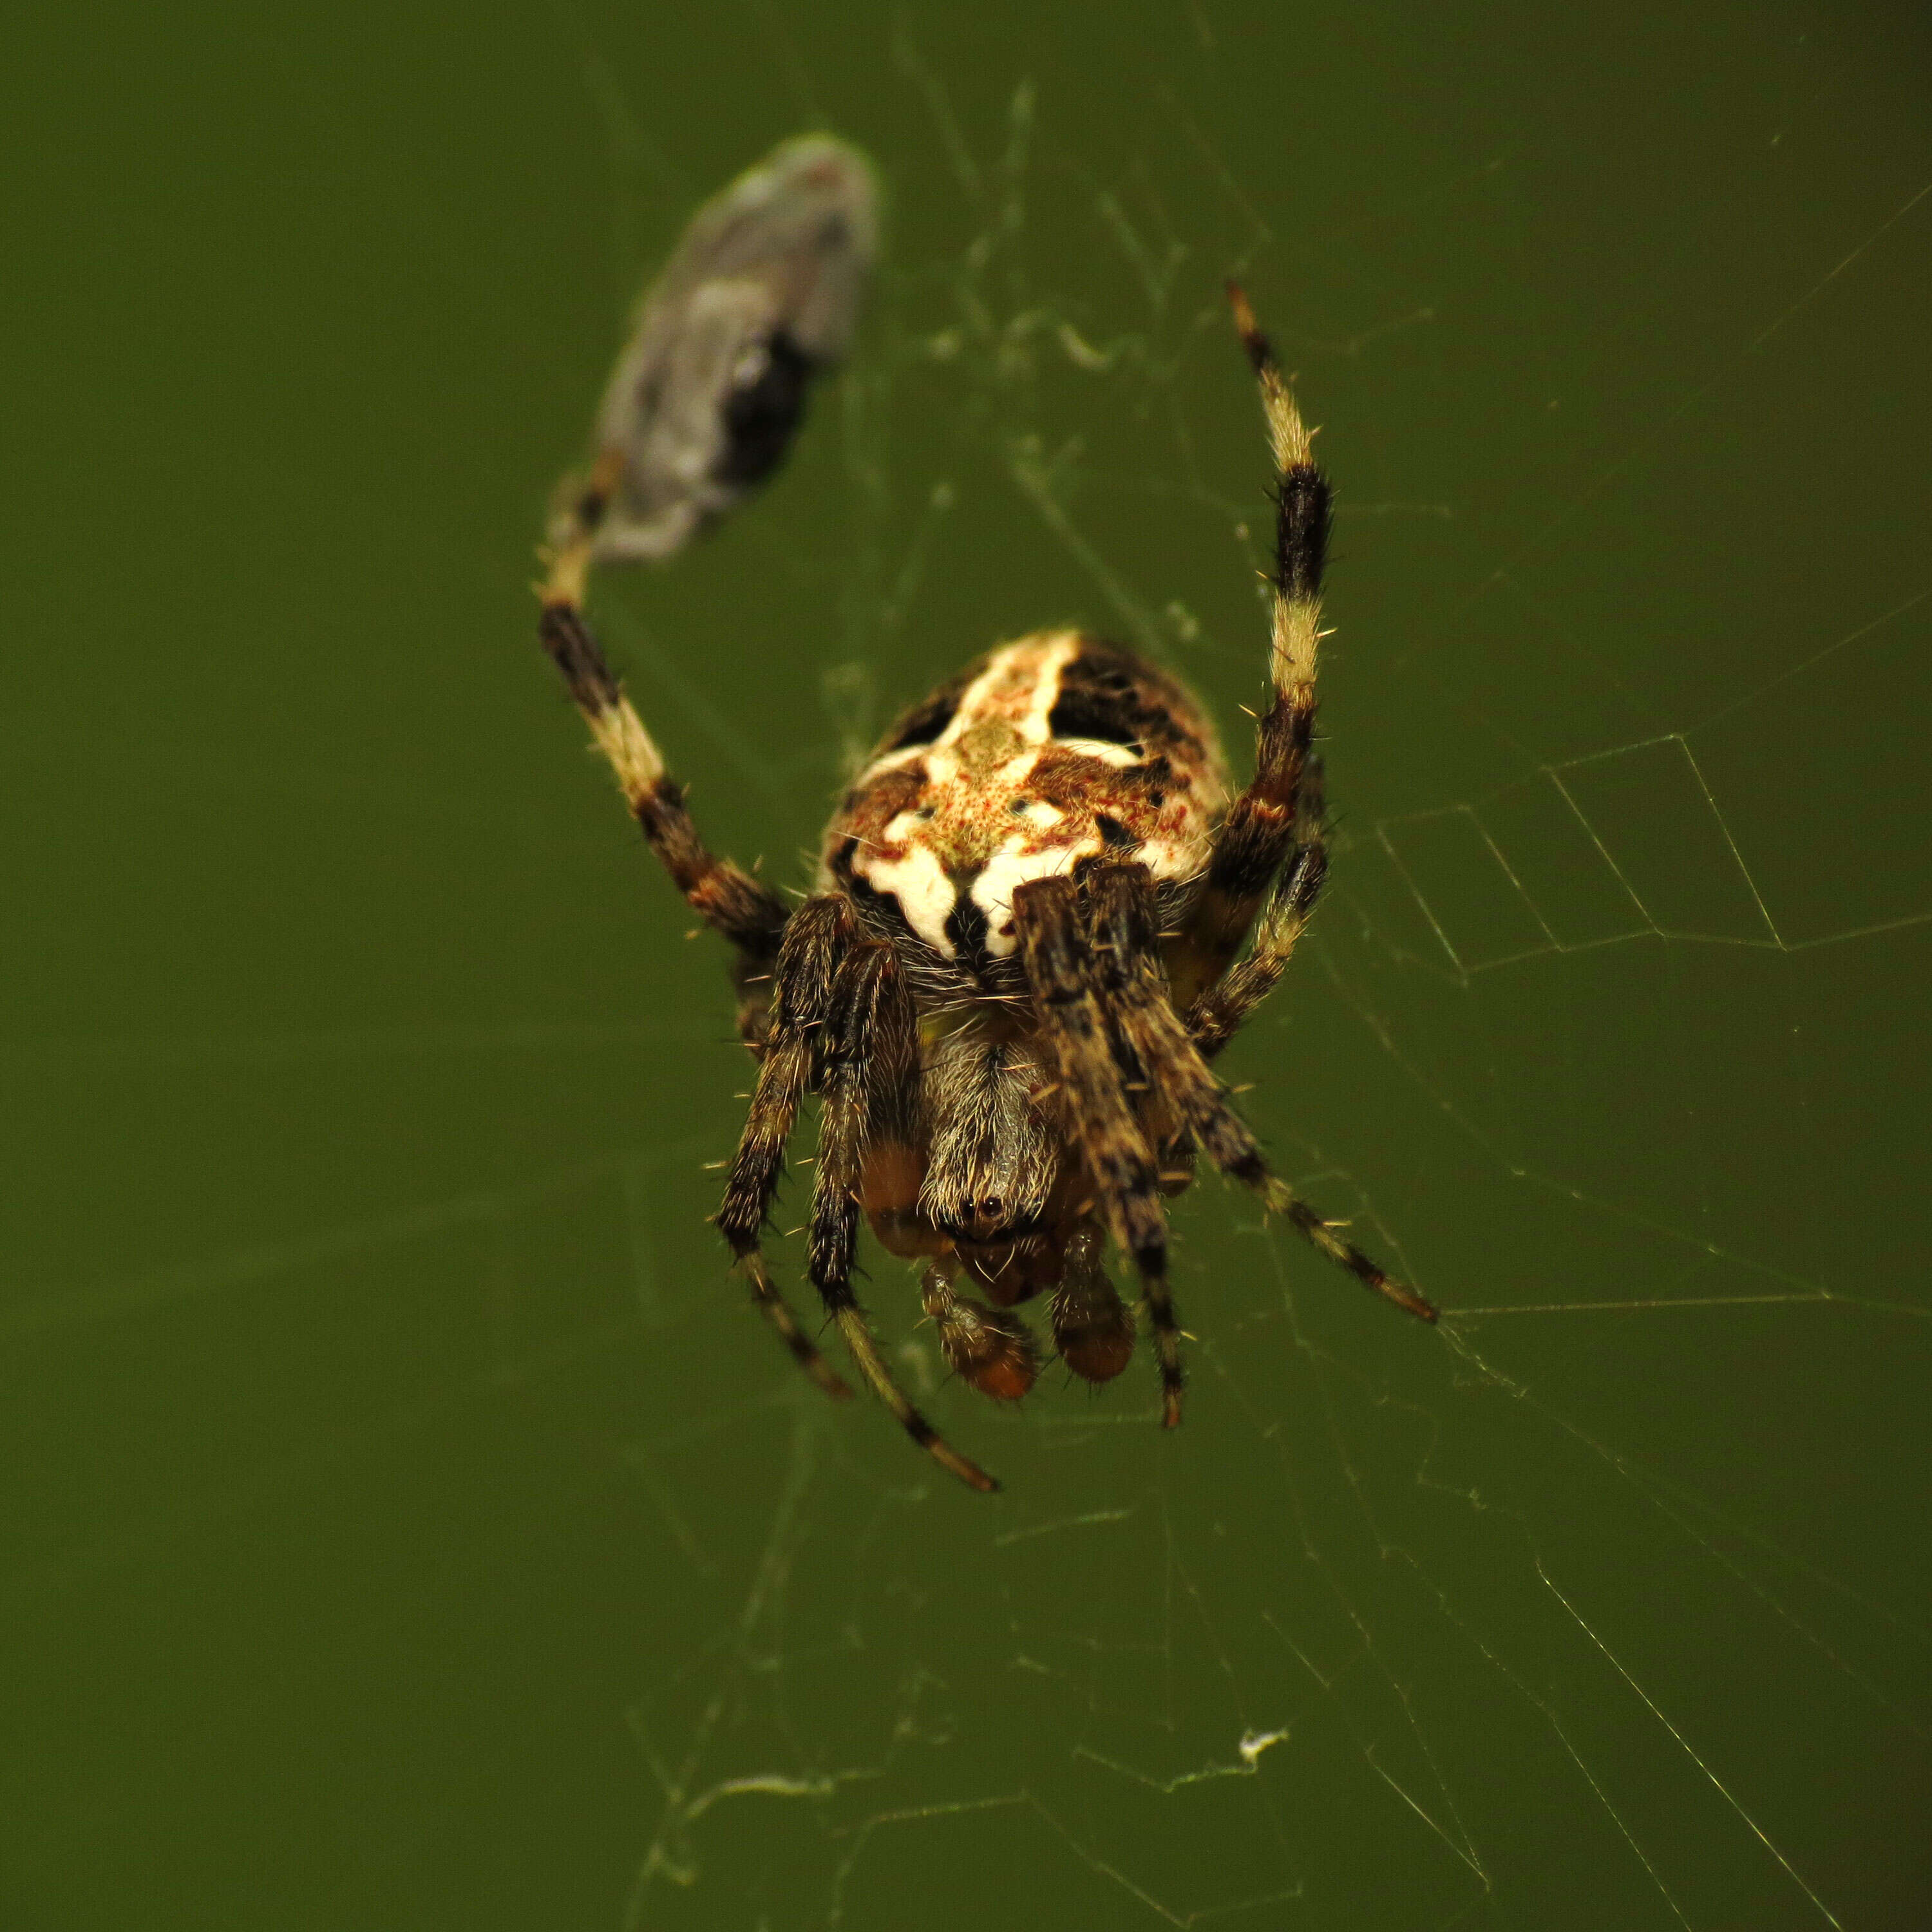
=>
[534,144,1435,1490]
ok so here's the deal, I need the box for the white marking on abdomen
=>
[860,842,954,953]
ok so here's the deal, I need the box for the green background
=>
[6,2,1929,1926]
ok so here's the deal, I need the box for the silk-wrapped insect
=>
[549,133,878,567]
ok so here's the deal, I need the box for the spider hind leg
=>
[1094,860,1438,1328]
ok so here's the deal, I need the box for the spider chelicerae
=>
[536,147,1435,1490]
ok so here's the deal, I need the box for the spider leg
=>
[717,898,853,1251]
[1092,862,1437,1325]
[737,1250,851,1399]
[538,511,790,1021]
[1187,759,1325,1059]
[714,896,857,1401]
[1186,284,1333,1023]
[808,941,999,1492]
[1014,874,1186,1428]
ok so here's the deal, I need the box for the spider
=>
[537,169,1435,1490]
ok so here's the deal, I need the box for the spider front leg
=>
[1184,284,1333,1035]
[1188,759,1326,1059]
[1014,875,1186,1427]
[805,939,999,1493]
[538,524,790,1040]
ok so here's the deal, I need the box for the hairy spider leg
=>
[1094,862,1436,1325]
[1014,875,1186,1427]
[714,898,856,1399]
[538,491,790,1010]
[537,498,851,1391]
[1182,283,1334,1036]
[807,941,999,1490]
[1170,292,1439,1324]
[1187,757,1326,1059]
[1092,860,1280,1182]
[712,896,996,1488]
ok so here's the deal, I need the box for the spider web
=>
[592,17,1932,1931]
[4,3,1928,1929]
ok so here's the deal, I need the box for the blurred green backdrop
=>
[5,2,1929,1927]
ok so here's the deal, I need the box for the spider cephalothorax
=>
[536,142,1435,1489]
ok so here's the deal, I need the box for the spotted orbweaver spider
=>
[538,140,1436,1491]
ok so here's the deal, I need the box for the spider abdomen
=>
[820,631,1229,985]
